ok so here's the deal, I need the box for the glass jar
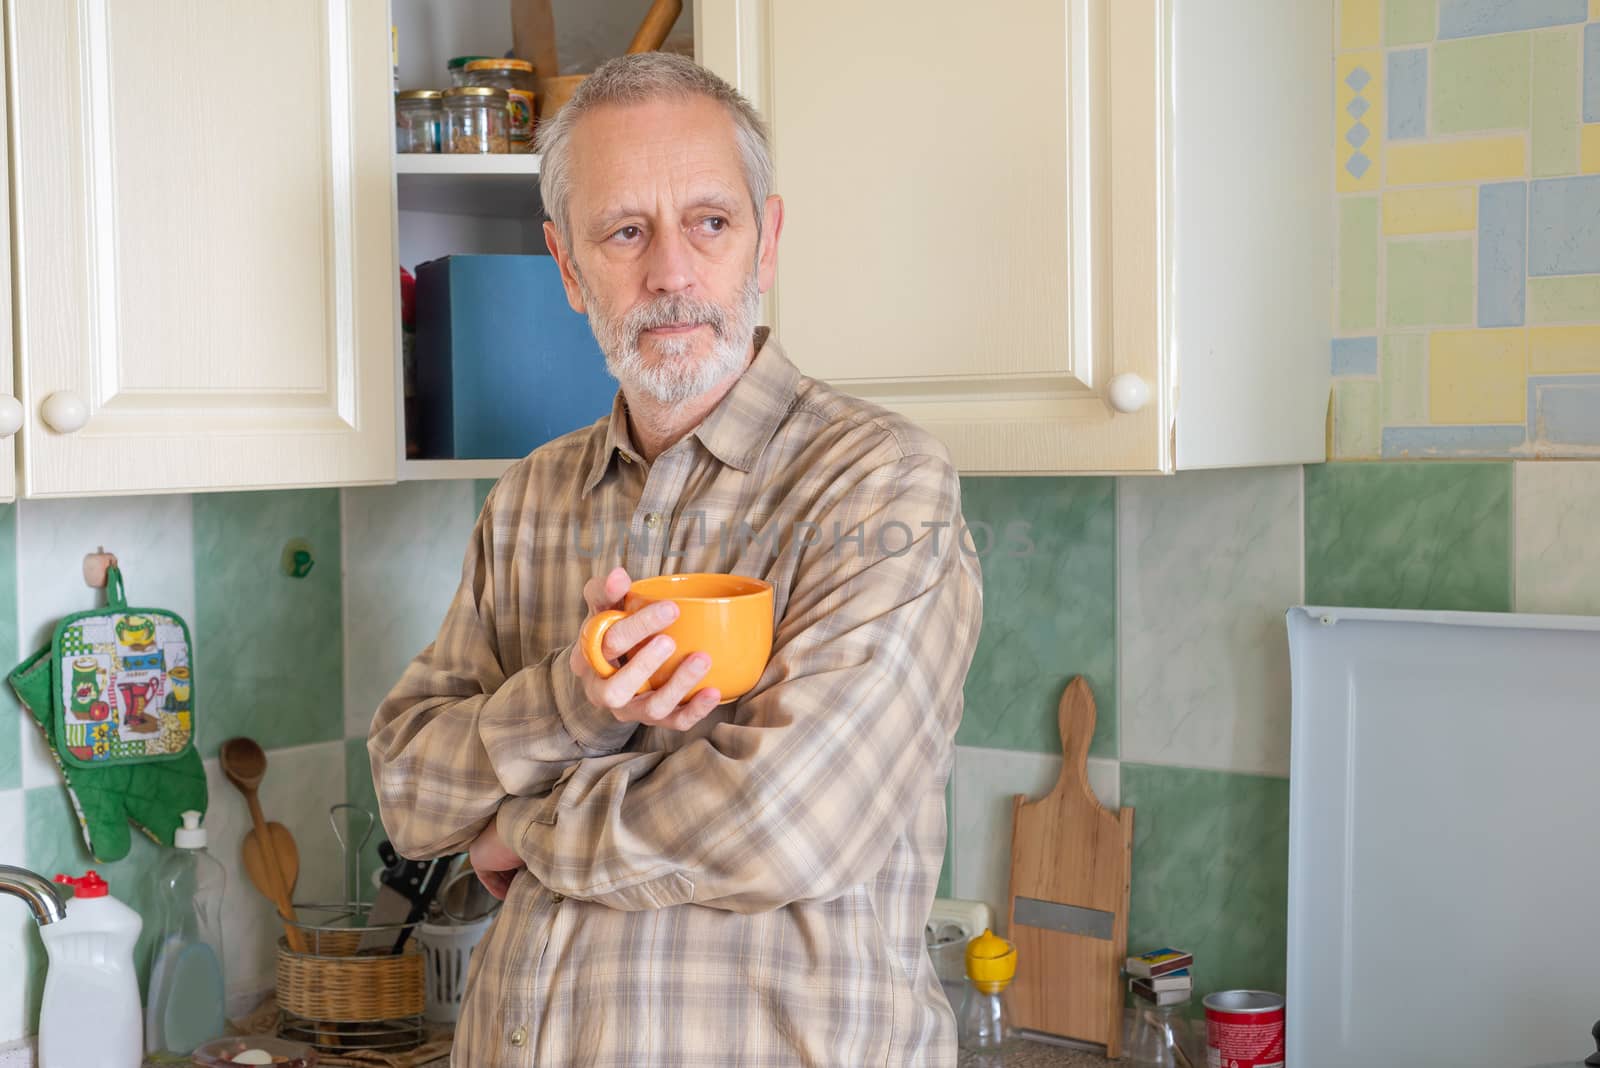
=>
[394,90,443,153]
[443,86,509,154]
[447,55,489,87]
[465,59,538,153]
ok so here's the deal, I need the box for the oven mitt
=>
[7,565,206,862]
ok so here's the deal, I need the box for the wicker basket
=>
[274,903,427,1054]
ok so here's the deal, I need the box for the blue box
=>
[414,254,618,459]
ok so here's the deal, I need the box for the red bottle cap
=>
[54,870,109,898]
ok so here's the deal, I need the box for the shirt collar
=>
[691,328,800,472]
[581,328,799,495]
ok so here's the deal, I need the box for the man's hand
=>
[569,566,723,731]
[469,819,524,901]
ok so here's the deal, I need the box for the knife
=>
[356,840,457,953]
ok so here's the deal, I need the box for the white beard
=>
[578,265,761,405]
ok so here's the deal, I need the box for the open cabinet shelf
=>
[395,151,552,483]
[395,152,542,216]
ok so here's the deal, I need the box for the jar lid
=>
[465,58,535,74]
[965,929,1017,994]
[396,89,443,100]
[447,55,489,70]
[444,86,509,100]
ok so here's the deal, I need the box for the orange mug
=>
[579,573,774,703]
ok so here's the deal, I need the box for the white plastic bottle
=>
[38,869,142,1068]
[146,809,228,1054]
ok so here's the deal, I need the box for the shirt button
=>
[644,512,661,529]
[509,1026,527,1047]
[550,892,565,904]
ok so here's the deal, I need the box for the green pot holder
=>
[8,564,206,862]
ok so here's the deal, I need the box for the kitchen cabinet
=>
[6,0,398,497]
[0,65,20,503]
[697,0,1333,474]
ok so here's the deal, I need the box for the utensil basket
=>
[274,902,426,1054]
[418,916,493,1023]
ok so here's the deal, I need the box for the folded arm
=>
[498,450,982,912]
[367,496,637,859]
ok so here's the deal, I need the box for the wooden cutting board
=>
[1007,676,1134,1056]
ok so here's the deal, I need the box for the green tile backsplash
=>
[1121,763,1291,1012]
[1304,461,1512,610]
[956,476,1117,758]
[3,457,1588,1046]
[193,490,344,752]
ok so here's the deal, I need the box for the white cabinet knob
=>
[0,396,22,438]
[41,391,89,434]
[1107,373,1152,414]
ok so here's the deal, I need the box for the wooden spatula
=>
[1006,676,1134,1056]
[220,737,308,953]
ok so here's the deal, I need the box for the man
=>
[369,52,982,1066]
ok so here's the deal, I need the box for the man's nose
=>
[644,226,694,295]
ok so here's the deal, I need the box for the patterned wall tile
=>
[194,490,342,755]
[1530,325,1600,371]
[1585,23,1600,122]
[473,478,496,517]
[1529,275,1600,321]
[1386,0,1437,45]
[1479,182,1528,327]
[1304,462,1512,610]
[956,478,1116,758]
[1332,337,1379,376]
[1532,28,1582,177]
[1388,49,1428,139]
[1530,176,1600,274]
[1514,461,1600,613]
[1429,328,1528,423]
[1387,136,1526,184]
[1387,239,1474,327]
[342,481,478,740]
[1339,198,1381,331]
[1382,424,1527,456]
[1342,0,1382,51]
[1381,334,1429,422]
[1383,187,1476,233]
[1433,33,1531,134]
[950,746,1118,936]
[1438,0,1585,40]
[1334,380,1383,458]
[1529,374,1600,446]
[1118,467,1301,777]
[1121,764,1290,1014]
[1338,55,1384,192]
[16,495,195,789]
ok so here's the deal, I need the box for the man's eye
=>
[613,225,642,242]
[701,217,727,232]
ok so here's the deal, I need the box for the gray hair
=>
[536,52,773,247]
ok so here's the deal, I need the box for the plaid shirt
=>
[369,331,982,1067]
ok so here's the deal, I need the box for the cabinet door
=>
[8,0,397,497]
[0,61,20,502]
[698,0,1168,474]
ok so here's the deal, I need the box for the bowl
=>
[190,1035,319,1067]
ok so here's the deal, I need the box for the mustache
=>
[622,293,729,342]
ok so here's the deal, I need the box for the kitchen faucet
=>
[0,864,67,925]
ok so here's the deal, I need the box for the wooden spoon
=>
[220,737,308,952]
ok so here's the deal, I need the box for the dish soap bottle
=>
[146,809,228,1055]
[958,928,1018,1063]
[38,870,142,1068]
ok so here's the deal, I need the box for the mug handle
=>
[578,610,629,678]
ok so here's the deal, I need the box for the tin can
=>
[1203,990,1284,1068]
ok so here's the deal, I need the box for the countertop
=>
[957,1036,1120,1066]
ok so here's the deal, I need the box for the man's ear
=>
[545,221,587,314]
[757,194,784,295]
